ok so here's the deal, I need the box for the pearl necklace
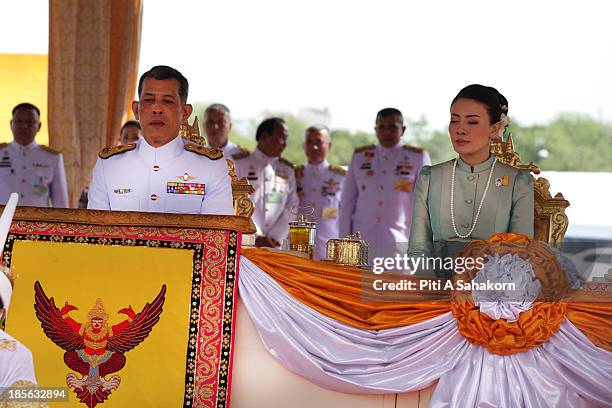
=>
[450,157,497,239]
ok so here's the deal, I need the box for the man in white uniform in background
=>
[339,108,431,259]
[0,103,68,207]
[203,103,249,158]
[232,117,298,247]
[295,125,345,259]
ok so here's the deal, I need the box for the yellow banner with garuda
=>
[3,208,246,408]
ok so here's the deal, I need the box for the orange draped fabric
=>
[242,248,451,330]
[48,0,143,206]
[241,247,611,353]
[452,300,567,355]
[566,302,612,351]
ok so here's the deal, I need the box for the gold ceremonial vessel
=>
[288,206,317,259]
[325,232,369,268]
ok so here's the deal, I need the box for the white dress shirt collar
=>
[253,147,278,165]
[138,135,184,164]
[9,140,39,152]
[376,142,402,154]
[307,159,329,171]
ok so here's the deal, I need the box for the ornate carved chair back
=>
[490,134,570,244]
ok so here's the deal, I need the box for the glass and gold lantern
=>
[288,206,317,259]
[325,232,369,267]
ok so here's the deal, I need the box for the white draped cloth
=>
[238,256,612,407]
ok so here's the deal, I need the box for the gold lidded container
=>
[288,206,317,259]
[325,232,369,268]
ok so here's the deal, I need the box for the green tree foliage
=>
[409,113,612,170]
[189,103,612,171]
[513,114,612,171]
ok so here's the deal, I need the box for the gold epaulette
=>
[354,144,375,153]
[231,150,250,161]
[403,144,424,153]
[185,144,223,160]
[40,145,61,155]
[295,165,304,179]
[279,157,294,168]
[236,145,250,155]
[98,143,136,159]
[329,164,347,176]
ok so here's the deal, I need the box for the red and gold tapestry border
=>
[4,227,240,408]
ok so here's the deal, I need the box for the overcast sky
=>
[2,0,611,132]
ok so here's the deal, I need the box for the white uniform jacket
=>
[88,136,234,215]
[339,143,431,254]
[296,160,346,259]
[0,330,37,388]
[233,147,298,243]
[0,140,68,207]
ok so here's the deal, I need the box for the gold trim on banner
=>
[0,207,255,233]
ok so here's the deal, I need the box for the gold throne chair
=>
[180,117,255,219]
[490,134,570,244]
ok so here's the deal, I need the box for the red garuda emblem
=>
[34,281,166,408]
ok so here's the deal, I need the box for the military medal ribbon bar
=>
[167,182,206,195]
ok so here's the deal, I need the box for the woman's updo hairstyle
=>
[452,84,506,125]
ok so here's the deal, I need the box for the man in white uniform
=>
[0,103,69,207]
[1,268,38,390]
[339,108,431,259]
[233,118,298,247]
[88,66,233,215]
[296,125,345,259]
[204,103,249,158]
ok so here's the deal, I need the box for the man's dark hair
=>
[376,107,403,124]
[120,120,141,132]
[205,103,231,117]
[256,117,285,141]
[138,65,189,103]
[12,103,40,117]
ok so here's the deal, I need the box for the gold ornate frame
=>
[491,135,570,244]
[2,207,255,233]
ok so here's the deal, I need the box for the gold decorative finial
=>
[180,116,206,146]
[490,132,570,245]
[88,298,109,320]
[490,132,540,175]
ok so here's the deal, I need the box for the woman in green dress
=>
[408,84,534,274]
